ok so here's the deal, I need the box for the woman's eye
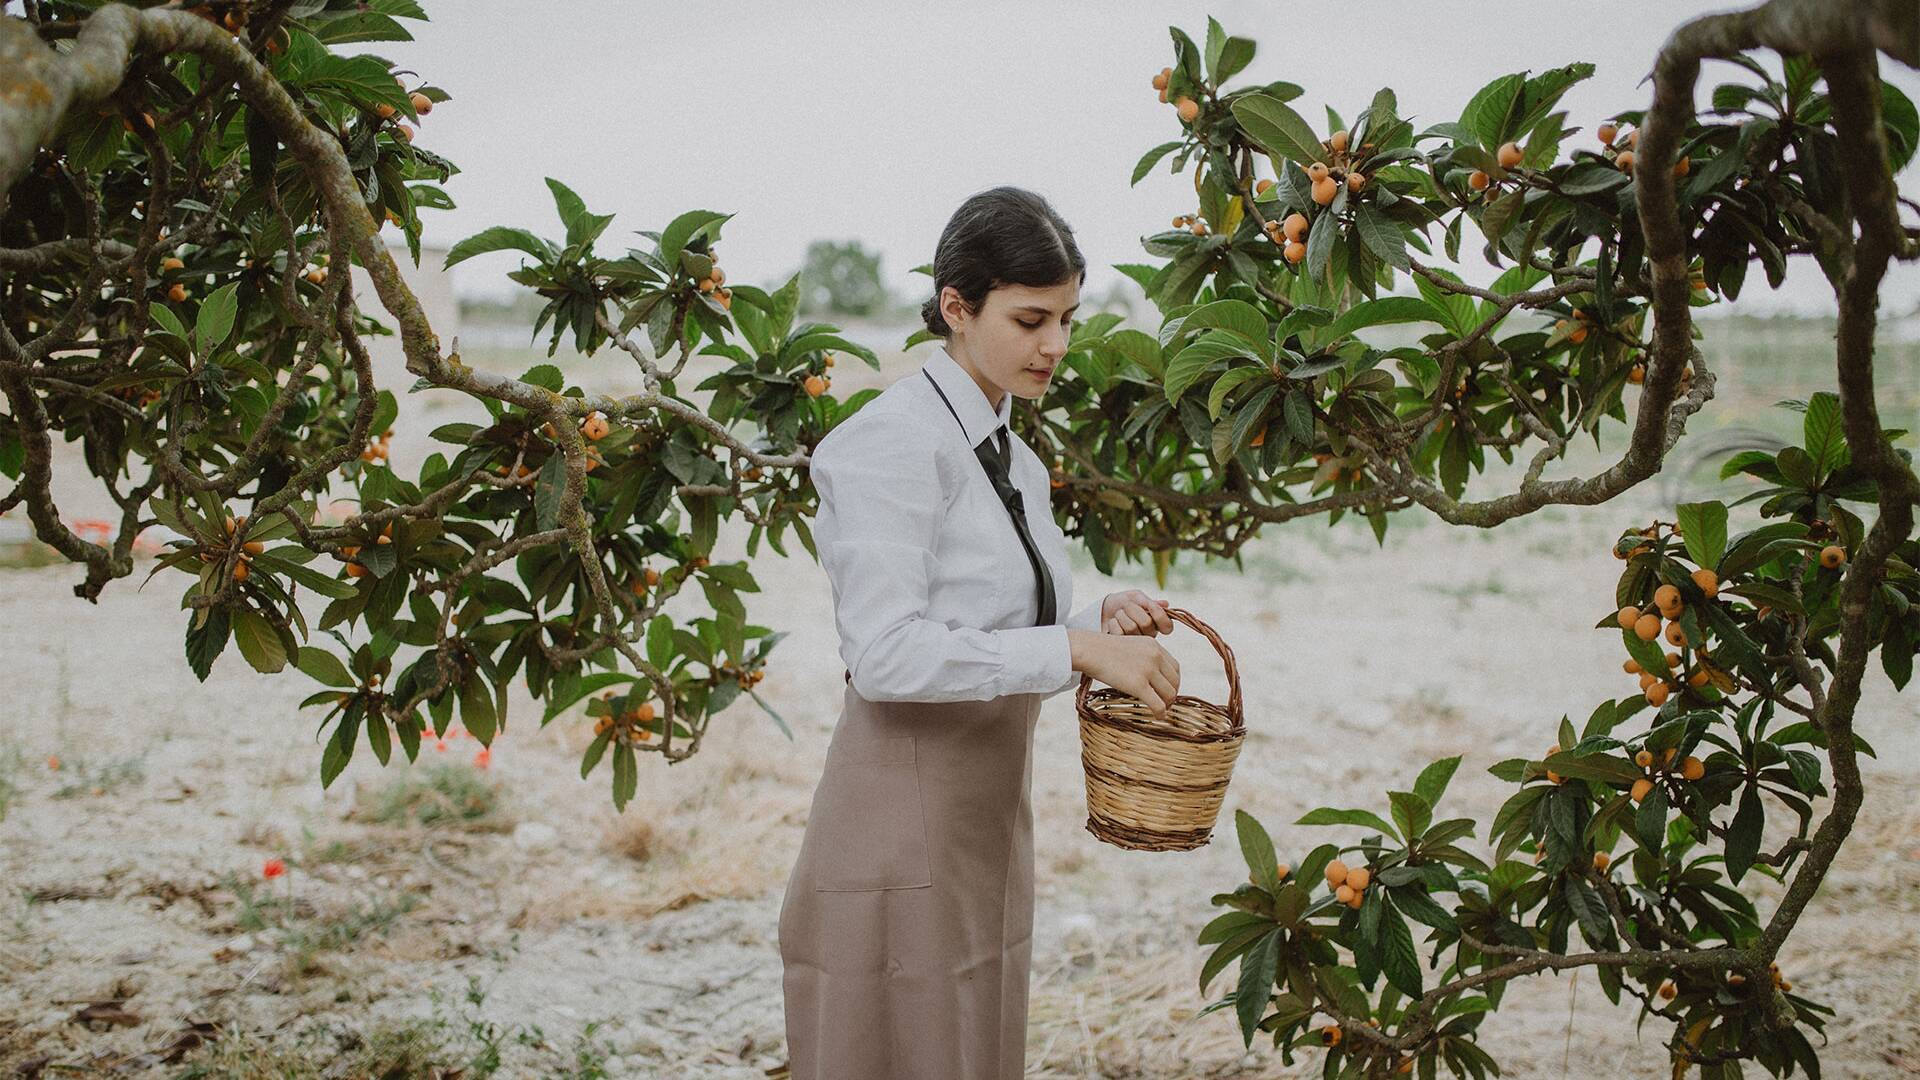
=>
[1019,320,1041,329]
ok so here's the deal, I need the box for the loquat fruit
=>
[1634,613,1662,641]
[1254,178,1274,195]
[1282,213,1309,243]
[1688,668,1710,688]
[1691,567,1719,597]
[804,374,827,397]
[1497,141,1523,168]
[1346,172,1365,193]
[1468,169,1491,191]
[1324,859,1349,887]
[1819,545,1845,569]
[1151,68,1169,91]
[1311,176,1338,205]
[1646,682,1671,706]
[1617,605,1641,629]
[1320,1025,1342,1047]
[1664,621,1687,648]
[168,283,188,302]
[1616,150,1635,173]
[232,561,249,582]
[1345,867,1370,890]
[1329,129,1349,153]
[1673,155,1690,177]
[1624,658,1642,675]
[1627,364,1646,384]
[1335,883,1355,905]
[1631,778,1654,803]
[1284,240,1307,264]
[1597,122,1618,145]
[1654,584,1681,612]
[1307,162,1329,183]
[1594,851,1611,871]
[1175,97,1200,123]
[410,92,433,115]
[1658,981,1676,1001]
[160,256,185,271]
[1680,755,1705,781]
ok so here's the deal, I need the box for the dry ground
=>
[1,324,1917,1077]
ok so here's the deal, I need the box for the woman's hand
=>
[1068,590,1180,717]
[1100,589,1174,637]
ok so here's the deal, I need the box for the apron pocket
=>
[812,736,933,891]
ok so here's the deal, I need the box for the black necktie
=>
[923,370,1057,627]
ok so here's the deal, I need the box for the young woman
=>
[777,186,1183,1079]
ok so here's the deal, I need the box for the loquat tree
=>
[2,2,1918,1075]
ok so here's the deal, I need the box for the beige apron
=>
[778,674,1044,1079]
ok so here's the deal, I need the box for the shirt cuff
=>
[993,624,1074,698]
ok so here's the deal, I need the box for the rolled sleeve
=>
[813,409,1077,704]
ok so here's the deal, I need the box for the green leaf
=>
[1802,391,1846,479]
[297,645,356,687]
[1181,299,1271,351]
[1296,806,1398,842]
[1235,809,1281,889]
[1231,93,1323,167]
[1326,296,1442,340]
[1634,783,1668,853]
[1378,903,1423,997]
[535,452,567,532]
[232,607,288,674]
[320,710,359,788]
[545,177,615,249]
[612,741,638,810]
[1724,785,1763,884]
[1351,203,1410,269]
[1413,756,1462,807]
[658,210,732,270]
[459,670,498,745]
[1388,790,1432,841]
[303,54,412,115]
[1460,73,1525,148]
[1675,502,1729,569]
[444,226,554,269]
[1131,140,1184,186]
[184,608,230,682]
[194,282,240,358]
[1233,930,1281,1048]
[580,729,613,778]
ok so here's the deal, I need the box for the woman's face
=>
[941,279,1080,406]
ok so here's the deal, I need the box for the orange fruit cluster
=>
[359,427,395,463]
[697,251,732,309]
[1324,858,1370,909]
[1629,746,1705,803]
[594,692,658,743]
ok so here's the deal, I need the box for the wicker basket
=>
[1075,606,1245,851]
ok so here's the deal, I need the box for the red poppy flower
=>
[262,858,286,879]
[472,747,491,770]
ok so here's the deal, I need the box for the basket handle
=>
[1074,606,1242,722]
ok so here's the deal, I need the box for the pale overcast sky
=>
[365,1,1920,317]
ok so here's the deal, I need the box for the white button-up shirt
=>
[809,343,1103,703]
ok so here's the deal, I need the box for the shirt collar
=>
[923,343,1011,448]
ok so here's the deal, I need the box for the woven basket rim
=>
[1075,606,1243,731]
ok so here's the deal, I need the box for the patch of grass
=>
[224,872,422,975]
[359,762,509,831]
[49,752,145,799]
[171,975,619,1079]
[1417,572,1516,606]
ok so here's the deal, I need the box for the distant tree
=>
[795,239,889,317]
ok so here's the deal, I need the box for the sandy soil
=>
[2,333,1918,1078]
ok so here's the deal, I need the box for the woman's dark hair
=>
[920,186,1087,339]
